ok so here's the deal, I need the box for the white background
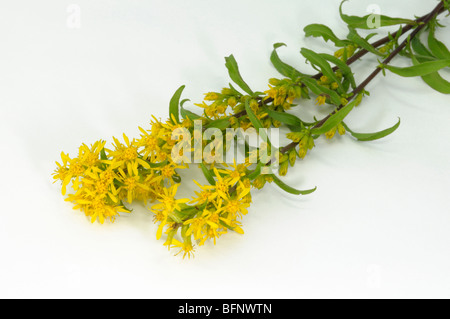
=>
[0,0,449,298]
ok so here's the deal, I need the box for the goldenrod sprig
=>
[53,0,449,258]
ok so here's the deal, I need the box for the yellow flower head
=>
[172,239,195,259]
[315,95,327,106]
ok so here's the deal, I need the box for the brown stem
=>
[311,6,446,80]
[312,1,445,131]
[233,6,446,120]
[279,1,446,155]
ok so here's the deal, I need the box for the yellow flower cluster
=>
[314,75,346,106]
[265,78,303,108]
[52,70,347,257]
[286,130,315,159]
[195,88,242,119]
[325,123,346,139]
[152,163,252,258]
[52,65,340,258]
[53,106,256,257]
[52,115,190,225]
[334,44,358,61]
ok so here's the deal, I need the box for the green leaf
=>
[347,28,383,56]
[271,174,317,195]
[205,117,231,130]
[180,105,202,120]
[199,163,216,185]
[219,220,242,233]
[311,99,357,135]
[247,162,263,180]
[100,148,108,160]
[148,159,169,168]
[383,59,450,77]
[270,43,305,80]
[228,83,243,96]
[428,25,450,60]
[262,106,303,127]
[244,99,264,131]
[224,55,254,96]
[169,85,185,124]
[319,53,356,89]
[412,55,450,94]
[339,0,416,29]
[245,99,271,146]
[303,23,350,47]
[341,118,401,141]
[300,77,342,106]
[419,70,450,94]
[411,37,436,59]
[301,48,344,93]
[287,125,303,132]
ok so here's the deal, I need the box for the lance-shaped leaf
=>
[180,106,202,120]
[225,55,254,96]
[271,174,317,195]
[347,28,383,56]
[303,23,350,47]
[412,54,450,94]
[300,77,342,106]
[169,85,186,124]
[410,37,450,94]
[205,117,231,130]
[148,160,169,168]
[411,37,436,59]
[301,48,344,93]
[244,99,271,146]
[199,163,216,185]
[419,69,450,94]
[271,43,305,80]
[246,162,264,180]
[311,99,357,136]
[341,118,401,141]
[428,26,450,60]
[382,59,450,77]
[339,0,416,29]
[180,99,202,120]
[319,53,357,89]
[263,106,304,127]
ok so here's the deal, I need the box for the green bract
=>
[169,85,186,124]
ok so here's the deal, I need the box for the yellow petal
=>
[137,158,150,169]
[98,213,105,224]
[156,219,167,240]
[123,133,130,146]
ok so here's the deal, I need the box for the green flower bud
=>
[221,88,233,95]
[337,123,346,135]
[279,161,289,176]
[289,149,296,166]
[269,78,281,86]
[228,96,237,107]
[252,175,266,189]
[294,85,303,99]
[307,136,315,150]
